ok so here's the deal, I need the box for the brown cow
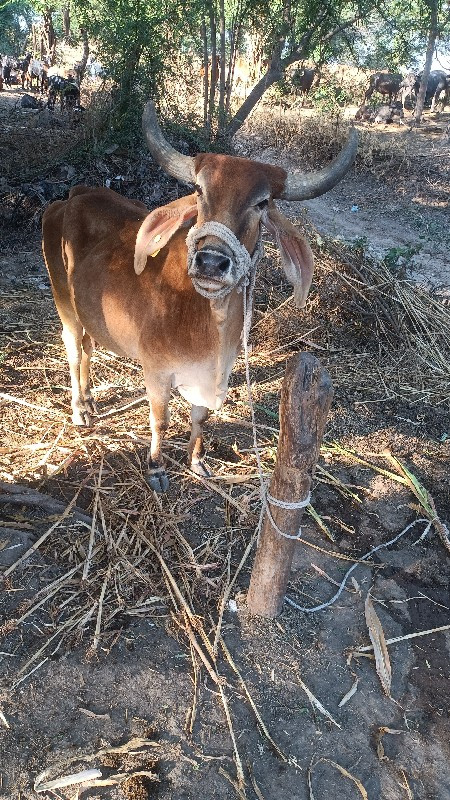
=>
[42,101,357,491]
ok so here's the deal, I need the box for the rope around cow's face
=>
[186,220,263,300]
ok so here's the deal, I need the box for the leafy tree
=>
[0,1,34,54]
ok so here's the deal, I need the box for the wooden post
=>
[247,352,333,618]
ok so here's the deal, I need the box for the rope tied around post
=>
[265,491,311,541]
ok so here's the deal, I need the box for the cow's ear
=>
[262,203,314,309]
[134,194,197,275]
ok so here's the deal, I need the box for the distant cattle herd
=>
[1,50,449,123]
[357,69,450,122]
[0,53,82,113]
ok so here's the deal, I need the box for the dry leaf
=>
[338,677,359,707]
[310,758,368,799]
[297,676,341,728]
[365,593,392,696]
[375,726,403,761]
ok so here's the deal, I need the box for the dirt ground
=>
[0,81,449,800]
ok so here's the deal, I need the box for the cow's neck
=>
[209,290,244,410]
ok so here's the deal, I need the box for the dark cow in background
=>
[399,70,450,112]
[1,56,12,87]
[20,93,42,109]
[47,74,80,111]
[292,68,316,104]
[17,54,32,89]
[424,70,450,110]
[373,102,404,124]
[364,72,402,104]
[355,101,404,124]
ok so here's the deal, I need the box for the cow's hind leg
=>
[61,320,92,427]
[144,376,171,492]
[188,405,211,477]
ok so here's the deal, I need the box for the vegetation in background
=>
[0,0,449,142]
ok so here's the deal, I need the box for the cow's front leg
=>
[144,376,171,493]
[80,332,97,416]
[188,405,211,477]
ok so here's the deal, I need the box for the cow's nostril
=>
[195,250,231,274]
[216,255,231,272]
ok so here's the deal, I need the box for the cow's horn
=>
[142,100,195,185]
[281,128,358,200]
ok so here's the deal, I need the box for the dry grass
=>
[252,229,450,407]
[240,105,450,197]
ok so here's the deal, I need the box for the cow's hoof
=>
[72,406,92,427]
[85,395,98,415]
[190,459,212,478]
[147,467,170,493]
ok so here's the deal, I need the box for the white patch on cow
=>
[173,352,236,411]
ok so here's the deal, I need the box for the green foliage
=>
[356,0,450,71]
[1,0,449,143]
[0,1,34,54]
[311,82,353,113]
[383,244,420,277]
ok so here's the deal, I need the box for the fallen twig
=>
[354,623,450,653]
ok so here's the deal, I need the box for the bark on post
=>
[247,352,333,618]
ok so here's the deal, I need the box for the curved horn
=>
[142,100,195,185]
[280,128,358,201]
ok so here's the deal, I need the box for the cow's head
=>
[135,101,358,308]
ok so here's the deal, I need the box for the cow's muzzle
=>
[186,220,260,300]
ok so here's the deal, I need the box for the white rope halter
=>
[186,221,263,300]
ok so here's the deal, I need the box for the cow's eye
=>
[256,199,268,210]
[194,184,203,196]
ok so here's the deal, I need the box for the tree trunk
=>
[224,11,357,139]
[218,0,226,132]
[76,28,89,85]
[43,7,56,65]
[201,19,209,129]
[225,65,284,137]
[207,3,217,137]
[414,0,438,124]
[63,4,70,39]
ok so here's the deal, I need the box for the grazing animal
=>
[42,101,357,491]
[292,67,315,104]
[425,70,450,111]
[2,58,12,87]
[20,93,42,109]
[17,54,31,89]
[26,58,47,92]
[399,70,449,112]
[47,74,80,111]
[355,104,373,121]
[364,72,402,104]
[373,102,404,124]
